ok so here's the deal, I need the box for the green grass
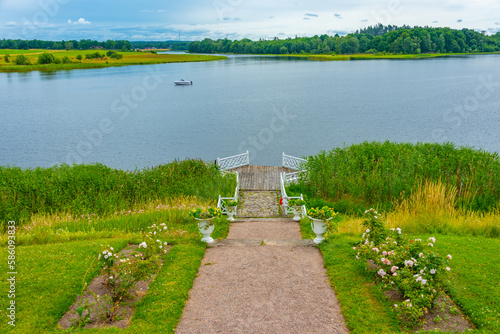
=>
[296,52,500,61]
[320,237,401,333]
[0,160,237,229]
[0,49,226,72]
[435,235,500,332]
[299,217,500,333]
[0,238,130,333]
[0,238,207,333]
[299,218,400,333]
[1,208,231,247]
[126,242,205,333]
[298,141,500,213]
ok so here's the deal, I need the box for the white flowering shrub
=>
[96,223,169,310]
[355,209,452,327]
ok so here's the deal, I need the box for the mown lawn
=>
[0,206,231,333]
[0,238,209,333]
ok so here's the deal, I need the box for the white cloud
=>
[68,18,91,25]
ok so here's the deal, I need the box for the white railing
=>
[279,172,307,217]
[282,152,307,170]
[217,151,249,171]
[283,171,300,185]
[217,172,239,214]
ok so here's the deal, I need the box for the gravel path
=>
[175,219,349,334]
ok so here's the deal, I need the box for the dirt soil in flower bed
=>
[384,289,474,332]
[58,244,170,329]
[368,260,473,332]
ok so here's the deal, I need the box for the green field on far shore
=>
[0,49,226,72]
[292,51,500,61]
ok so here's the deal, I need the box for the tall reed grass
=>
[0,160,236,228]
[301,141,500,213]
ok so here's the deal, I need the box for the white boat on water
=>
[174,79,192,85]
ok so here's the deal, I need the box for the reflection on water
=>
[1,55,499,170]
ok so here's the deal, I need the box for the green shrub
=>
[61,56,72,64]
[85,51,103,60]
[355,209,453,327]
[37,52,55,64]
[15,54,30,65]
[3,54,10,63]
[75,54,82,61]
[110,53,123,59]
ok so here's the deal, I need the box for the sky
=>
[1,0,500,41]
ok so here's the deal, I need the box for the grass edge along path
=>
[320,237,400,333]
[298,218,399,333]
[300,218,500,333]
[125,241,206,333]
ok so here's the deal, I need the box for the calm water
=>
[1,55,500,170]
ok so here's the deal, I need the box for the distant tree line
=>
[0,39,132,51]
[129,41,190,50]
[188,25,500,55]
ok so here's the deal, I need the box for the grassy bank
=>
[0,49,226,72]
[0,160,236,229]
[294,141,500,213]
[300,52,500,61]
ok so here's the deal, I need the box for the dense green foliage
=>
[0,38,132,50]
[130,41,191,51]
[189,25,500,54]
[14,54,30,65]
[37,52,55,64]
[85,51,104,59]
[298,141,500,212]
[0,160,236,227]
[0,39,190,51]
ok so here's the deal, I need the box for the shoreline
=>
[0,50,226,73]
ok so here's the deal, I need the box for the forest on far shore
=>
[188,24,500,55]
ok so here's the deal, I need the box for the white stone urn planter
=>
[195,218,215,243]
[226,206,237,221]
[308,217,332,244]
[292,206,303,221]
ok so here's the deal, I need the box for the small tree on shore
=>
[15,54,30,65]
[38,52,55,64]
[4,54,10,63]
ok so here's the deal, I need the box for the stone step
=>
[238,190,280,218]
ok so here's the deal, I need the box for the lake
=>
[1,54,499,170]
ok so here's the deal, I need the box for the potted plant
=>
[189,207,222,243]
[287,198,306,221]
[307,206,337,244]
[224,199,239,221]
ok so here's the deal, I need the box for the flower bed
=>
[355,209,454,327]
[59,223,171,329]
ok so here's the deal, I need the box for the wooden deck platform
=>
[232,165,295,191]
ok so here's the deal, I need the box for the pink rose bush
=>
[354,209,453,326]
